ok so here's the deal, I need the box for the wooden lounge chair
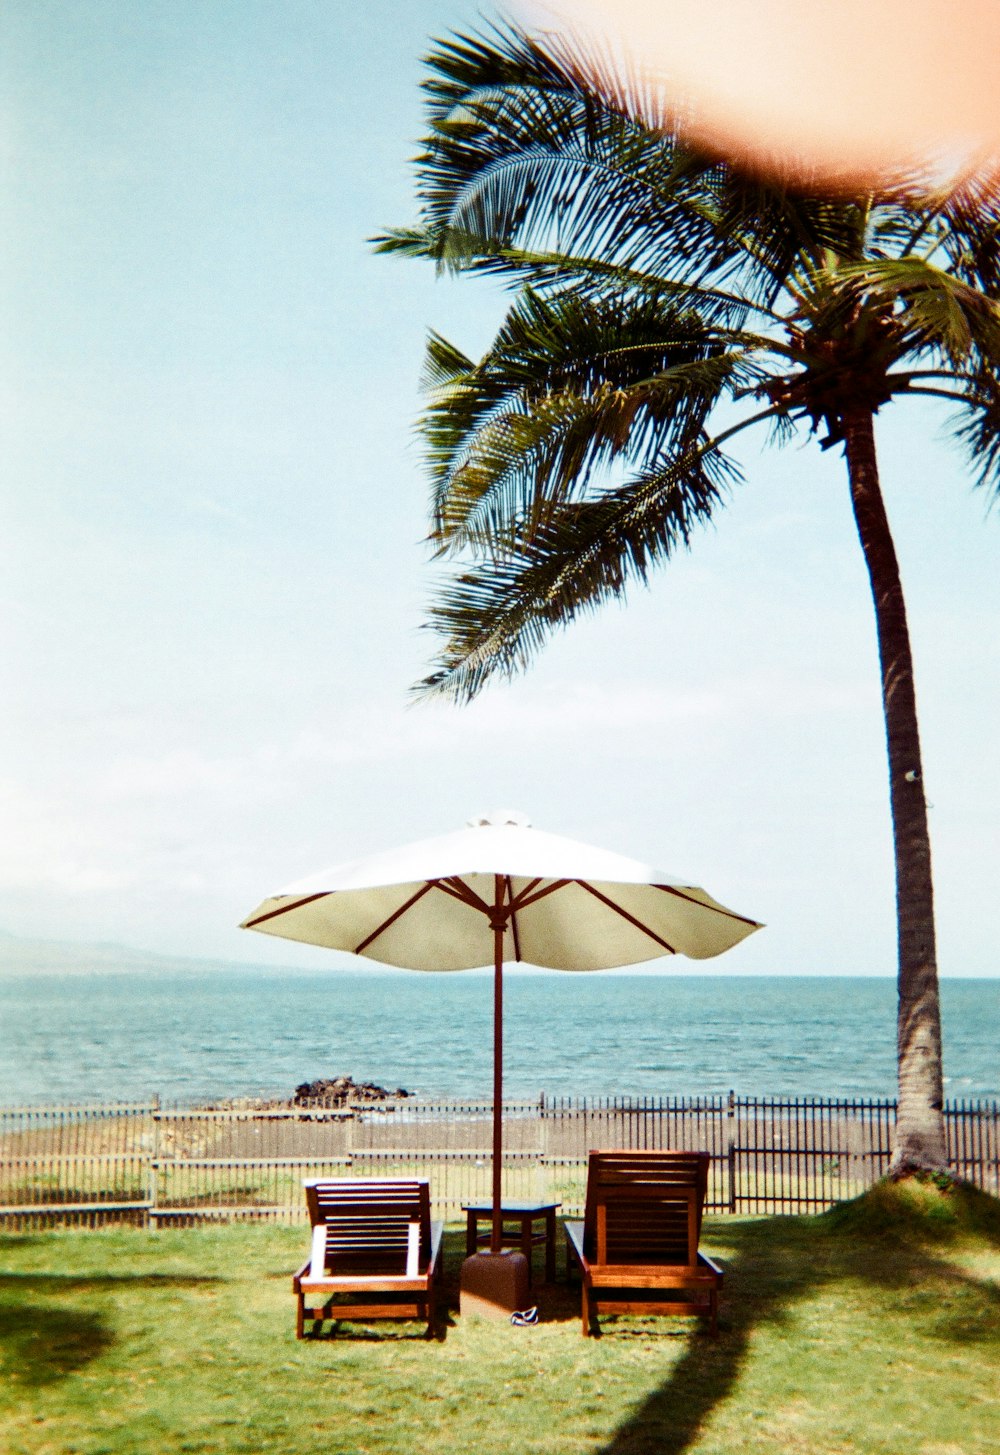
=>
[564,1150,723,1337]
[293,1178,444,1338]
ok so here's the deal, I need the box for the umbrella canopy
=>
[241,812,762,1251]
[241,811,761,967]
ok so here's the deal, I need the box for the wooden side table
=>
[462,1200,561,1285]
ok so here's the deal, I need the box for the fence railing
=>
[1,1093,996,1227]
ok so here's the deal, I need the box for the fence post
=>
[148,1094,160,1230]
[727,1089,737,1214]
[538,1090,549,1202]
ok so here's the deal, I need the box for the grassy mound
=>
[820,1174,1000,1243]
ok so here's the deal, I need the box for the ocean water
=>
[0,970,996,1107]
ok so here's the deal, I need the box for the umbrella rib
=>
[505,876,522,962]
[510,879,567,912]
[242,891,332,928]
[353,882,438,954]
[435,877,492,915]
[508,877,542,907]
[655,884,764,928]
[575,881,678,953]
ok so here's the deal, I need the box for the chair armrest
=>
[429,1220,445,1277]
[405,1220,420,1278]
[564,1220,586,1270]
[309,1223,327,1279]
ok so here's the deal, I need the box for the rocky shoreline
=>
[199,1075,411,1113]
[292,1076,410,1106]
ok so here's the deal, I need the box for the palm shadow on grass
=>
[596,1182,1000,1455]
[0,1298,115,1389]
[0,1271,222,1293]
[0,1270,224,1388]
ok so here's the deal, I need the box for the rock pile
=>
[293,1075,410,1105]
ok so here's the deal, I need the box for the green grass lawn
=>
[1,1182,998,1455]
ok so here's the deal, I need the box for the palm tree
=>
[377,27,1000,1175]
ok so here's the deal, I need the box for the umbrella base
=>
[460,1251,530,1320]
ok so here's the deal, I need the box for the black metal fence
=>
[1,1093,996,1227]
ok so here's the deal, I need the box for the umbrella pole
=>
[458,889,529,1320]
[491,878,504,1254]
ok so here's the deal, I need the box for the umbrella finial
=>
[467,809,532,829]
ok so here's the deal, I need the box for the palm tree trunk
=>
[841,406,947,1174]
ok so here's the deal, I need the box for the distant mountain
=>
[0,930,246,977]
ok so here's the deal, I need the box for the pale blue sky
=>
[2,0,997,977]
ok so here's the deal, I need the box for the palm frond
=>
[936,167,1000,294]
[951,358,1000,496]
[420,332,478,394]
[414,435,748,701]
[422,286,752,546]
[441,354,752,554]
[370,225,442,260]
[711,180,866,304]
[414,29,759,294]
[424,238,765,329]
[842,257,1000,363]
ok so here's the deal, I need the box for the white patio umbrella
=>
[240,811,762,1256]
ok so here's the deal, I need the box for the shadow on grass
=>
[0,1234,44,1250]
[0,1271,221,1293]
[0,1299,115,1388]
[595,1181,1000,1455]
[301,1319,449,1343]
[0,1268,227,1388]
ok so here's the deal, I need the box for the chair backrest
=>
[304,1178,432,1274]
[583,1151,710,1270]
